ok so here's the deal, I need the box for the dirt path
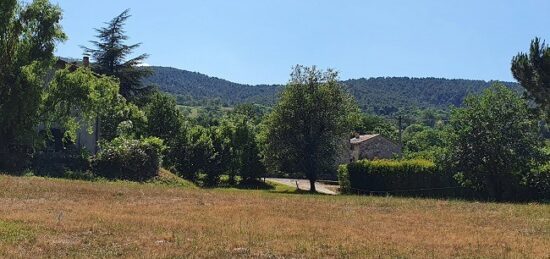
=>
[266,178,339,195]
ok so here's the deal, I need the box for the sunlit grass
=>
[0,174,548,258]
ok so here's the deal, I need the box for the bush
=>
[338,159,461,197]
[91,137,164,181]
[33,150,90,177]
[166,126,215,183]
[0,145,33,172]
[526,163,550,199]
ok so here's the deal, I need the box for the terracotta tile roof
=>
[350,134,379,145]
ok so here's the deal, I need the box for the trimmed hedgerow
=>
[338,159,460,197]
[91,137,164,181]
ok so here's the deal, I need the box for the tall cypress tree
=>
[82,9,151,99]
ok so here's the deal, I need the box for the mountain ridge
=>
[143,66,522,115]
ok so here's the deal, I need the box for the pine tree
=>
[82,9,151,99]
[512,38,550,120]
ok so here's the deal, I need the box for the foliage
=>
[354,113,398,141]
[525,163,550,199]
[91,136,164,181]
[446,84,544,201]
[0,0,66,170]
[167,126,215,182]
[144,92,182,142]
[511,37,550,120]
[338,159,458,197]
[402,124,447,161]
[263,65,358,191]
[32,150,90,178]
[82,9,151,99]
[99,96,147,141]
[42,67,119,141]
[230,103,270,124]
[209,120,235,184]
[231,118,266,182]
[142,66,279,106]
[144,66,521,116]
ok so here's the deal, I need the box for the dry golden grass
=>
[0,175,548,258]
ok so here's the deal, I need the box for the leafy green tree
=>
[263,65,358,192]
[402,124,446,161]
[169,126,215,182]
[0,0,66,166]
[354,113,398,141]
[43,67,119,142]
[211,119,237,184]
[82,9,151,99]
[233,118,266,182]
[231,103,269,124]
[144,92,182,143]
[99,96,147,141]
[512,38,550,119]
[447,84,544,201]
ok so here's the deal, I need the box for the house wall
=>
[353,136,402,161]
[75,120,99,154]
[37,119,99,154]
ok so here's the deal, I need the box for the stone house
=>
[347,134,401,162]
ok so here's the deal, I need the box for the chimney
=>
[83,56,90,67]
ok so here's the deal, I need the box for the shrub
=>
[526,163,550,199]
[338,159,460,197]
[166,126,215,183]
[91,137,164,181]
[33,150,90,177]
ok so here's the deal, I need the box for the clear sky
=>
[52,0,549,85]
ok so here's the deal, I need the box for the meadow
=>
[0,174,548,258]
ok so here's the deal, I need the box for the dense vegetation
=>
[262,66,358,192]
[338,159,460,197]
[512,37,550,120]
[144,66,521,116]
[0,0,548,202]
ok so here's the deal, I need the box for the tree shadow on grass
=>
[216,179,331,195]
[234,180,275,190]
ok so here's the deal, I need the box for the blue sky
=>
[53,0,549,85]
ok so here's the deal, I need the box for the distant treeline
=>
[143,66,521,115]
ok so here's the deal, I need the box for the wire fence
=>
[346,186,468,196]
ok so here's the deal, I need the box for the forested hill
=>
[144,66,521,115]
[143,66,279,106]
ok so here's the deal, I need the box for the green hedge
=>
[91,137,164,181]
[338,159,461,197]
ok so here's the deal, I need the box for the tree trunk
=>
[309,179,317,193]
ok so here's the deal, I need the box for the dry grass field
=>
[0,174,549,258]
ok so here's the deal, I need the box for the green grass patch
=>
[0,220,35,244]
[149,169,196,188]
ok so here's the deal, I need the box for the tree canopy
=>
[447,84,544,201]
[512,37,550,120]
[263,65,358,192]
[0,0,66,169]
[82,9,151,99]
[43,67,119,141]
